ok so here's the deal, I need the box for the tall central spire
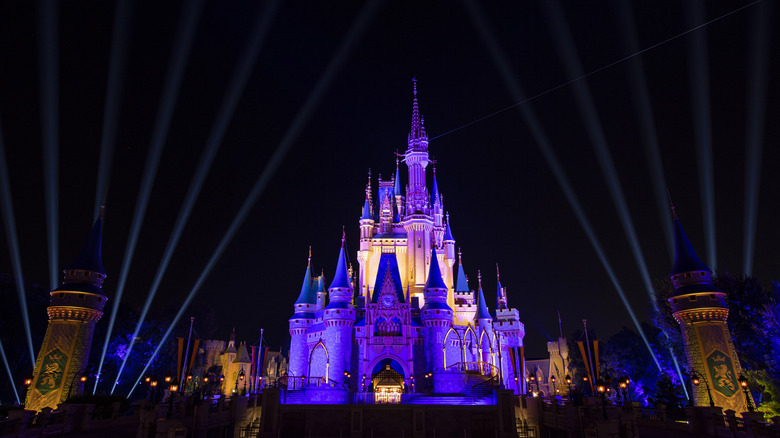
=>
[408,77,428,151]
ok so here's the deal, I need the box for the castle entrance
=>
[371,359,404,404]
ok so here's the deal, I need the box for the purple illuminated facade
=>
[287,81,525,404]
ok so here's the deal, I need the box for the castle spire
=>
[670,210,710,276]
[294,249,316,305]
[455,247,469,292]
[431,166,440,205]
[394,156,402,197]
[424,246,448,290]
[496,263,507,310]
[407,77,428,152]
[475,270,491,320]
[66,215,107,276]
[329,230,352,290]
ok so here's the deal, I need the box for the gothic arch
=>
[366,352,410,377]
[308,340,329,382]
[443,326,463,368]
[463,326,479,363]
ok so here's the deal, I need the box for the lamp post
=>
[551,376,557,396]
[738,374,754,412]
[167,379,179,418]
[597,380,608,419]
[66,370,88,400]
[565,375,572,397]
[239,369,246,395]
[619,376,632,411]
[148,378,159,408]
[691,371,714,407]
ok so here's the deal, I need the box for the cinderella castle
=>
[286,81,526,404]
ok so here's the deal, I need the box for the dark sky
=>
[1,0,778,373]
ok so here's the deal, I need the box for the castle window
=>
[689,296,697,301]
[78,294,85,299]
[59,293,64,298]
[673,299,678,304]
[700,273,706,277]
[417,238,421,248]
[710,294,716,300]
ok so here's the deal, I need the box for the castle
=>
[287,81,526,403]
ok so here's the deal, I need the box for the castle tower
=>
[668,210,753,412]
[421,247,452,372]
[322,234,357,382]
[402,79,434,304]
[474,272,494,370]
[288,252,316,378]
[453,249,476,325]
[25,214,108,411]
[492,265,525,390]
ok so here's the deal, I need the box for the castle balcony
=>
[370,335,406,345]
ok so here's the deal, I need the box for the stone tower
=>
[25,214,108,411]
[668,210,752,412]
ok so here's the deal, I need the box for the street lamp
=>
[619,376,632,411]
[167,379,179,418]
[597,380,608,419]
[550,376,556,396]
[738,374,754,412]
[66,370,89,399]
[691,371,714,407]
[565,375,572,396]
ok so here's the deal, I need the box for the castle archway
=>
[367,356,407,403]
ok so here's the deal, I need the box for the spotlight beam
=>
[461,0,661,372]
[94,0,134,218]
[109,0,281,394]
[541,0,689,397]
[743,0,772,275]
[612,0,673,261]
[93,0,205,395]
[685,0,717,270]
[0,122,36,368]
[126,0,384,398]
[37,0,60,291]
[0,337,21,404]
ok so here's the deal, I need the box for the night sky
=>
[1,0,778,376]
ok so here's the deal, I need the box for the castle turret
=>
[668,208,752,412]
[394,158,404,216]
[323,234,356,382]
[474,272,495,370]
[288,252,316,378]
[421,247,452,372]
[25,213,108,411]
[402,80,435,303]
[453,249,476,324]
[492,266,525,390]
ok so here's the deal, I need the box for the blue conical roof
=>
[431,171,440,205]
[66,217,106,274]
[330,240,352,290]
[671,219,710,275]
[394,164,402,196]
[424,247,448,290]
[444,219,454,242]
[316,274,326,293]
[475,287,491,320]
[295,258,316,305]
[455,255,469,292]
[361,197,372,220]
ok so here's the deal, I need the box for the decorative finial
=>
[308,246,312,266]
[496,263,500,281]
[458,247,462,265]
[413,76,417,96]
[666,189,678,220]
[396,154,399,169]
[477,270,482,289]
[99,202,105,219]
[341,226,346,246]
